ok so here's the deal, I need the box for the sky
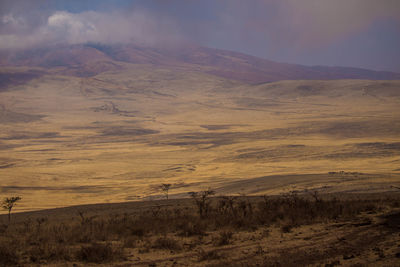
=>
[1,0,399,72]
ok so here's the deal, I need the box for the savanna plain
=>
[1,63,400,266]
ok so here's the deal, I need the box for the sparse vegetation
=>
[77,242,125,263]
[197,248,223,261]
[1,17,399,266]
[213,230,233,246]
[0,242,19,266]
[189,189,215,218]
[2,196,21,223]
[3,69,400,213]
[161,183,172,200]
[152,236,182,251]
[0,193,399,265]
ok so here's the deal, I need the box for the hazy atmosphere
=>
[1,0,400,71]
[1,1,400,266]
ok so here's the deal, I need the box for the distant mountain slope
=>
[1,43,400,83]
[0,69,44,91]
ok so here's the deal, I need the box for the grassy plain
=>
[0,65,400,211]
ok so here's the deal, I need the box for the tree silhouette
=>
[161,184,172,200]
[188,189,215,218]
[2,196,21,223]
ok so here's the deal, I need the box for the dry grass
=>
[0,193,399,265]
[1,69,400,211]
[1,67,400,265]
[76,242,125,263]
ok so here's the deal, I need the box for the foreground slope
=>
[1,193,400,266]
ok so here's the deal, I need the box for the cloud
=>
[1,1,399,51]
[0,9,182,50]
[0,0,399,71]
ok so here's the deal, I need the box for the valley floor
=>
[1,67,400,211]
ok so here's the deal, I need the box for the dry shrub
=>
[0,193,395,265]
[206,260,242,267]
[280,223,293,233]
[0,224,8,234]
[197,248,222,261]
[152,236,181,251]
[129,227,145,237]
[178,220,206,237]
[213,230,233,246]
[76,242,125,263]
[28,242,72,263]
[0,243,19,266]
[123,236,138,248]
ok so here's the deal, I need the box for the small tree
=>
[161,184,172,200]
[188,189,215,218]
[2,196,21,223]
[307,190,322,203]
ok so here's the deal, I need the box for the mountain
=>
[1,43,400,83]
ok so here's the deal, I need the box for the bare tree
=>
[218,196,237,216]
[2,196,21,223]
[161,184,172,200]
[188,189,215,218]
[307,190,322,203]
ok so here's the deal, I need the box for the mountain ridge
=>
[1,43,400,83]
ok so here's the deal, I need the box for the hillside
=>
[0,42,400,267]
[0,62,399,211]
[1,44,400,83]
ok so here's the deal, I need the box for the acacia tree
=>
[2,196,21,223]
[188,189,215,218]
[161,184,172,200]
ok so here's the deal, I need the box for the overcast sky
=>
[1,0,399,72]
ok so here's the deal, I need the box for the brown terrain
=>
[1,193,400,266]
[2,43,400,83]
[0,44,400,265]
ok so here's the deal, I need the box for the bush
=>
[0,243,19,266]
[280,223,294,233]
[0,193,392,265]
[178,220,206,237]
[76,242,125,263]
[213,230,233,246]
[197,248,222,261]
[152,237,181,251]
[28,242,72,263]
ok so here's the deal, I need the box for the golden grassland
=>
[1,65,400,211]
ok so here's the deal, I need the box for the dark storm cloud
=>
[0,0,399,71]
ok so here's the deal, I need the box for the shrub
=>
[123,236,139,248]
[0,243,19,266]
[28,242,72,263]
[178,220,206,237]
[197,248,222,261]
[76,242,125,263]
[129,227,145,237]
[152,237,181,251]
[213,230,233,246]
[189,189,215,218]
[280,223,294,233]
